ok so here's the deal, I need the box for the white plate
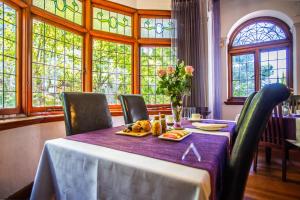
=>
[192,122,227,131]
[116,131,151,137]
[159,131,192,141]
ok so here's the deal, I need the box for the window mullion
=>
[255,49,260,91]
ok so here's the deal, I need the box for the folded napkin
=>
[192,122,228,130]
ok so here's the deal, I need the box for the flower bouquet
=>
[156,60,194,127]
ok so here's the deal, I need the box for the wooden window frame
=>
[0,0,173,119]
[226,17,293,105]
[0,0,22,115]
[30,17,85,113]
[139,44,174,106]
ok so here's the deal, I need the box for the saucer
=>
[188,118,202,122]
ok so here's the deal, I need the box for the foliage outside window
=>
[93,7,132,36]
[0,2,17,108]
[228,17,292,102]
[260,49,287,88]
[140,47,176,104]
[92,39,132,104]
[232,54,255,97]
[33,0,82,25]
[32,19,82,107]
[140,18,175,38]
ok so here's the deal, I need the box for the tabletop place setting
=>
[2,0,300,199]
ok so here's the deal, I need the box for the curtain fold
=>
[212,0,222,119]
[171,0,208,107]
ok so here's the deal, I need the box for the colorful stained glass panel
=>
[93,7,132,36]
[32,19,83,107]
[92,39,132,104]
[141,18,175,38]
[33,0,82,25]
[232,22,287,46]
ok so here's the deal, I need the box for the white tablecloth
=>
[30,138,212,200]
[287,118,300,147]
[296,118,300,142]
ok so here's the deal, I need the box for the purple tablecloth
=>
[66,122,235,200]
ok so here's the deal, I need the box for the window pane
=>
[93,7,132,36]
[33,0,82,25]
[92,39,132,104]
[260,49,287,88]
[32,19,83,107]
[232,54,255,97]
[232,22,286,47]
[141,18,175,39]
[0,2,17,108]
[140,47,176,104]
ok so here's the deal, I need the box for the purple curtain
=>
[171,0,208,107]
[212,0,222,119]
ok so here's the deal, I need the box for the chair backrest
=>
[260,103,285,147]
[234,92,257,139]
[222,83,290,200]
[118,94,149,124]
[289,95,300,113]
[62,92,113,136]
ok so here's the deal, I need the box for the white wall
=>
[220,0,300,120]
[0,117,124,198]
[136,0,171,10]
[108,0,171,10]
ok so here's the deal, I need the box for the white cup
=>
[296,110,300,115]
[191,113,202,120]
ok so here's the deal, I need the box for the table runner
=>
[67,125,232,200]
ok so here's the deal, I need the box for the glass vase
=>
[171,97,183,128]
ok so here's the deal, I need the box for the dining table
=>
[283,114,300,146]
[30,119,236,200]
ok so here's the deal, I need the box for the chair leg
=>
[265,147,272,164]
[282,147,288,181]
[285,144,290,161]
[253,148,258,172]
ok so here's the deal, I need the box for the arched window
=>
[227,17,293,104]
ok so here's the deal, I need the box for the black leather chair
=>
[61,92,113,136]
[118,94,149,124]
[233,92,257,144]
[222,83,290,200]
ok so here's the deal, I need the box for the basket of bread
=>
[116,120,152,137]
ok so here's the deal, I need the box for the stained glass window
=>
[0,2,17,108]
[140,18,175,38]
[92,39,132,104]
[260,49,287,88]
[232,22,287,46]
[93,7,132,36]
[32,19,83,107]
[33,0,82,25]
[140,47,176,104]
[232,54,255,97]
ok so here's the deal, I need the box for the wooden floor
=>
[244,151,300,200]
[7,150,300,200]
